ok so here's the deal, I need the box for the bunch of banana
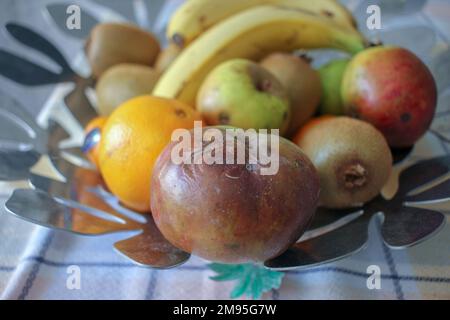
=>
[153,4,367,105]
[167,0,357,47]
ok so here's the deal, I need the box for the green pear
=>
[196,59,291,135]
[318,59,350,115]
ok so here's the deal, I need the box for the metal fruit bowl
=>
[0,0,449,270]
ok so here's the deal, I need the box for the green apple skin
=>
[318,59,350,116]
[196,59,291,135]
[341,46,437,147]
[260,53,321,137]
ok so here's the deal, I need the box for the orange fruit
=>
[98,95,201,212]
[83,116,107,167]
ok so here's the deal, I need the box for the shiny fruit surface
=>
[151,127,320,263]
[98,96,201,212]
[342,46,437,147]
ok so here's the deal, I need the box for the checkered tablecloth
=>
[1,0,450,300]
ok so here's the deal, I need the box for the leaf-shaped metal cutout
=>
[0,49,66,85]
[114,217,190,269]
[0,101,41,150]
[0,149,40,181]
[399,155,450,197]
[0,93,47,180]
[5,188,131,235]
[267,151,449,268]
[406,198,450,215]
[30,168,140,223]
[265,214,371,270]
[0,91,48,153]
[25,165,190,268]
[380,207,445,248]
[360,157,448,248]
[6,151,142,235]
[408,179,450,201]
[301,209,364,243]
[5,23,72,74]
[308,207,362,230]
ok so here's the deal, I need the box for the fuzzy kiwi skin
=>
[295,117,393,209]
[86,23,160,78]
[95,63,160,116]
[261,53,322,138]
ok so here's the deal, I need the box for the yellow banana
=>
[167,0,357,46]
[153,5,367,106]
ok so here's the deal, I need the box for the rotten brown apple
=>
[150,127,320,263]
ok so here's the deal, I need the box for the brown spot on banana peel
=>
[285,30,299,46]
[172,33,185,48]
[279,3,357,30]
[217,47,229,56]
[252,43,265,54]
[163,5,367,103]
[198,15,207,28]
[321,10,335,18]
[275,5,367,53]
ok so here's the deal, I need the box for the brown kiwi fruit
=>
[155,42,182,73]
[86,23,160,78]
[261,53,322,138]
[294,116,393,209]
[95,63,160,116]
